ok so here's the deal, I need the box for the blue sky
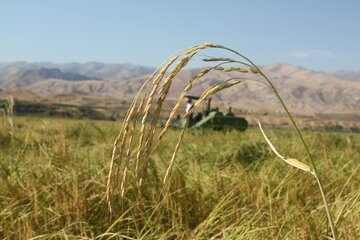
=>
[0,0,359,71]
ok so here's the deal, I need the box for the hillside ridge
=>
[0,62,359,116]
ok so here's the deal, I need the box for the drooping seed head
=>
[223,67,234,72]
[203,57,236,62]
[203,42,215,46]
[214,66,224,71]
[250,67,259,74]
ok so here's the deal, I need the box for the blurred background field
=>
[0,116,359,239]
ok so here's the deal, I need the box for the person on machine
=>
[185,98,193,114]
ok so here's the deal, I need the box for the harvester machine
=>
[174,95,248,131]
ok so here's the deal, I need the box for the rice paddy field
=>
[0,116,359,239]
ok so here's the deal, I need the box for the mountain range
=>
[0,61,359,118]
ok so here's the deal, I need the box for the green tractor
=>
[174,95,248,131]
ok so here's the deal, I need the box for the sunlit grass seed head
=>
[106,42,337,240]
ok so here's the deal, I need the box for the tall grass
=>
[107,43,338,239]
[0,117,359,239]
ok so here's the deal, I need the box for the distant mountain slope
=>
[332,70,360,82]
[22,67,98,81]
[116,63,360,115]
[58,62,155,80]
[0,62,359,115]
[0,62,155,85]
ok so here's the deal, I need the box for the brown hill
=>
[0,62,155,85]
[116,64,360,115]
[333,70,360,82]
[0,62,359,118]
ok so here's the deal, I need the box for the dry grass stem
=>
[184,78,242,118]
[257,120,313,173]
[162,118,189,187]
[106,42,337,239]
[158,67,212,140]
[135,55,179,185]
[120,92,147,197]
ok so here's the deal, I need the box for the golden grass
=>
[0,116,358,239]
[107,42,337,239]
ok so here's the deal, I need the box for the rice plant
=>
[107,42,337,239]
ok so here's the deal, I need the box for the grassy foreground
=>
[0,116,359,239]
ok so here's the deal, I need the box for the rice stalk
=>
[106,98,137,212]
[257,120,313,173]
[135,55,179,185]
[120,92,147,198]
[138,54,194,186]
[158,64,225,141]
[107,61,166,212]
[210,43,337,239]
[162,117,189,187]
[184,78,242,118]
[107,42,336,239]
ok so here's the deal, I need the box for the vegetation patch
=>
[0,117,358,239]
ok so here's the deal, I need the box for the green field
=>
[0,116,359,239]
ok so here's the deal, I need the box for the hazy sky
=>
[1,0,359,71]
